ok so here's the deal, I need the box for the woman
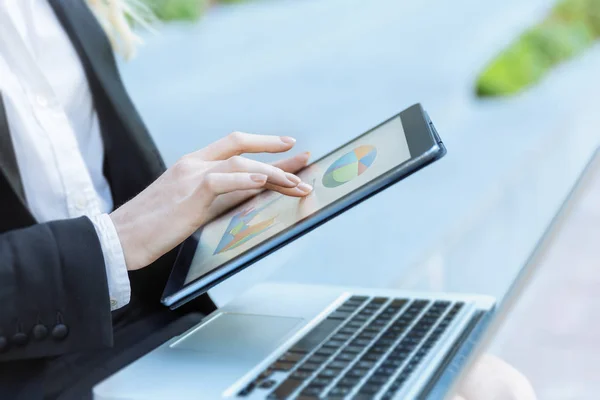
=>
[0,0,312,397]
[0,1,535,398]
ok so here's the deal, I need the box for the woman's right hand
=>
[110,132,313,271]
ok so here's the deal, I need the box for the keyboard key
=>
[259,379,277,389]
[392,299,408,307]
[290,318,344,354]
[354,395,375,400]
[298,386,323,398]
[382,358,404,368]
[278,352,304,364]
[329,311,353,320]
[370,345,388,354]
[296,396,320,400]
[268,378,303,399]
[356,360,376,369]
[358,382,383,395]
[358,331,378,340]
[271,361,294,371]
[315,346,337,357]
[257,369,273,381]
[291,370,312,380]
[329,360,351,369]
[332,333,352,341]
[369,374,391,384]
[375,366,397,376]
[353,314,369,322]
[310,376,333,387]
[348,321,363,329]
[319,368,339,378]
[340,327,357,335]
[413,300,430,308]
[377,337,396,346]
[372,297,388,304]
[351,338,371,347]
[345,367,369,378]
[389,350,409,361]
[307,354,329,364]
[363,352,380,361]
[336,352,356,362]
[324,339,346,349]
[432,300,450,309]
[328,386,353,397]
[298,362,320,372]
[338,376,359,388]
[344,345,363,354]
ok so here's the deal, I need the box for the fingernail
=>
[285,173,301,185]
[250,174,267,183]
[280,136,296,145]
[301,151,311,162]
[297,182,313,193]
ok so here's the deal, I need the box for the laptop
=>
[94,105,496,399]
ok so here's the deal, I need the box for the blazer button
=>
[51,324,69,340]
[12,332,28,346]
[32,324,48,340]
[0,336,7,352]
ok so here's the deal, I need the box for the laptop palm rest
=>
[171,313,303,361]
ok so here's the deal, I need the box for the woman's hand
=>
[110,132,313,271]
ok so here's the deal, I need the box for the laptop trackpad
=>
[171,313,303,360]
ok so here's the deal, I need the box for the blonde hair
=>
[86,0,157,59]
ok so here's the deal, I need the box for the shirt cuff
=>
[90,213,131,311]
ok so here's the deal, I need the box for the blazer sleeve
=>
[0,216,113,362]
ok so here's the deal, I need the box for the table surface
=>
[446,147,600,398]
[120,0,600,304]
[116,0,600,396]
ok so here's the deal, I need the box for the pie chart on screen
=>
[322,145,377,188]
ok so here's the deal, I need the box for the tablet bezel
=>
[162,103,444,308]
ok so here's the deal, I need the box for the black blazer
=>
[0,0,214,389]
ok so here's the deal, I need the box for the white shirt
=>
[0,0,130,310]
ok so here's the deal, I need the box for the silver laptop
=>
[94,105,496,399]
[94,283,494,399]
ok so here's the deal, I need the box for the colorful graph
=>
[322,145,377,188]
[213,197,281,254]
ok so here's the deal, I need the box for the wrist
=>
[110,208,145,271]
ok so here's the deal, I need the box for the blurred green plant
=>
[476,0,600,97]
[141,0,251,22]
[142,0,207,21]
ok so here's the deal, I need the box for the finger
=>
[201,172,268,197]
[196,131,296,161]
[272,151,311,173]
[263,181,313,197]
[211,177,313,213]
[297,185,318,219]
[213,156,302,188]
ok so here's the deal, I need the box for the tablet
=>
[162,103,445,308]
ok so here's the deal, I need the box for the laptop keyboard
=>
[237,295,464,399]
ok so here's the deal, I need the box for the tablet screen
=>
[182,115,411,285]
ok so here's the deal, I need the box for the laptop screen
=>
[182,115,411,285]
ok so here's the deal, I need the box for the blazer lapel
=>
[48,0,165,170]
[0,94,27,206]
